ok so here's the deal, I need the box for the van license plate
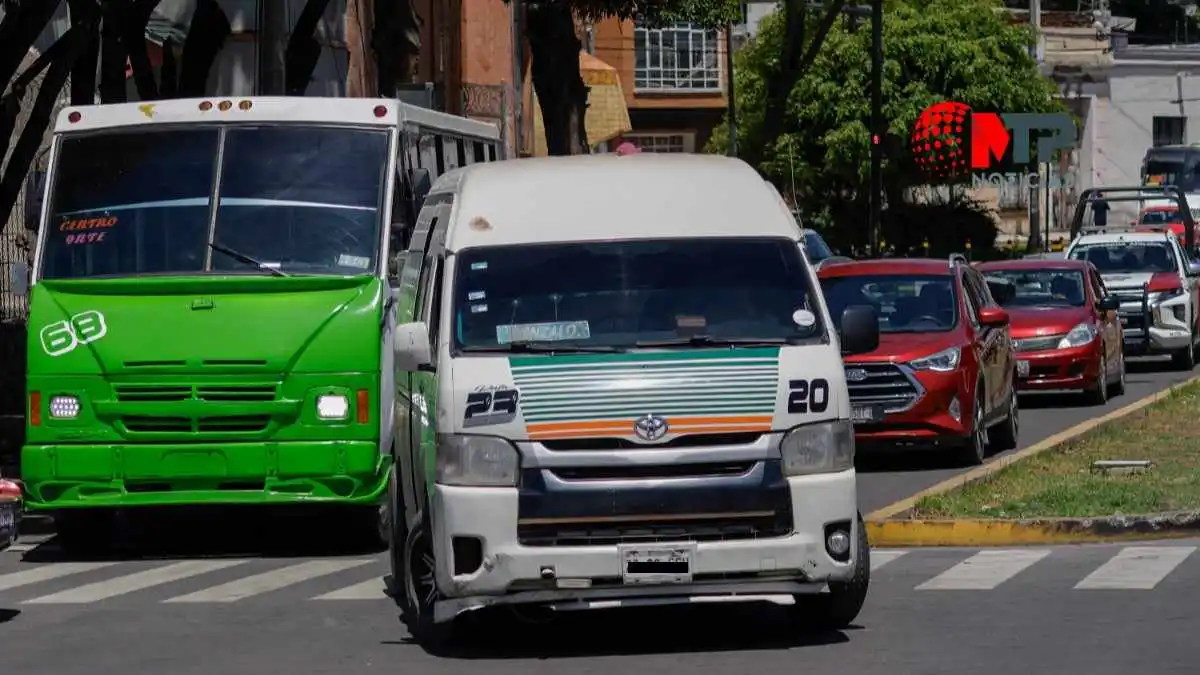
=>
[851,404,882,423]
[620,544,693,585]
[1017,360,1030,377]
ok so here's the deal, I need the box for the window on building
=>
[1153,116,1187,147]
[622,133,696,153]
[634,22,722,92]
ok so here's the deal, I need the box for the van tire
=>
[385,468,408,599]
[400,514,458,651]
[798,513,870,631]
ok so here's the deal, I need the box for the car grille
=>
[843,363,921,413]
[1013,335,1063,353]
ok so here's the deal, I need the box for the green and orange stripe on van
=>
[526,414,774,441]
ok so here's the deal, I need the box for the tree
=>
[511,0,742,156]
[710,0,1062,251]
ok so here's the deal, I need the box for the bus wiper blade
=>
[461,342,624,354]
[208,242,289,277]
[636,335,797,348]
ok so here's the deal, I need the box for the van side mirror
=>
[840,304,879,355]
[23,170,45,231]
[394,321,433,372]
[9,262,29,297]
[1098,296,1120,312]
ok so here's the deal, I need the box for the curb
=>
[867,373,1200,527]
[867,511,1200,547]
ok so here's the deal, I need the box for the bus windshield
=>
[1143,153,1200,192]
[40,125,389,279]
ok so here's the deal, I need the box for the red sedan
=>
[976,259,1126,404]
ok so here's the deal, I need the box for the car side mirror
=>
[394,321,433,372]
[840,304,879,355]
[978,306,1010,327]
[1188,261,1200,277]
[1098,296,1120,312]
[23,170,45,231]
[9,261,29,297]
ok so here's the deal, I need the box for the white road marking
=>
[312,577,390,601]
[0,562,119,591]
[164,559,376,603]
[22,560,248,604]
[1075,546,1196,590]
[916,549,1050,590]
[870,549,908,571]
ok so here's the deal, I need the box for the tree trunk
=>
[526,1,588,156]
[0,0,64,90]
[284,0,333,96]
[0,18,95,226]
[177,0,230,97]
[754,0,845,167]
[373,0,421,96]
[97,0,128,103]
[124,0,164,100]
[66,0,100,105]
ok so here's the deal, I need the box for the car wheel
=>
[793,512,870,631]
[958,388,987,466]
[1110,350,1126,396]
[989,385,1019,452]
[1087,352,1109,405]
[401,514,458,650]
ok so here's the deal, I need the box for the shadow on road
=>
[20,505,385,563]
[0,608,19,624]
[389,603,853,659]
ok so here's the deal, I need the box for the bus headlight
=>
[436,435,520,487]
[316,394,349,420]
[48,395,80,419]
[781,420,855,476]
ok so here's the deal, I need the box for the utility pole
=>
[510,0,524,159]
[1028,0,1043,251]
[726,22,738,157]
[869,0,883,255]
[257,0,288,95]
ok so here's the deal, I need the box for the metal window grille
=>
[634,22,722,92]
[623,133,695,153]
[1153,116,1186,147]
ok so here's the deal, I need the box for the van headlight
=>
[436,435,520,487]
[780,420,855,476]
[1058,322,1098,349]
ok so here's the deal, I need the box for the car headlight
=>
[910,346,961,372]
[48,395,80,419]
[1058,322,1098,349]
[316,394,349,420]
[780,420,854,476]
[436,434,520,487]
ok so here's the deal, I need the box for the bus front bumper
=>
[20,441,389,509]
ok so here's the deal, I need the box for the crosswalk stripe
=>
[312,577,389,600]
[1074,546,1196,590]
[22,560,249,604]
[870,549,908,571]
[916,549,1050,590]
[0,562,119,592]
[164,559,376,603]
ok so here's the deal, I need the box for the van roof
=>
[442,154,799,250]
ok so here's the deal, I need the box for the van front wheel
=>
[401,517,457,649]
[793,513,870,631]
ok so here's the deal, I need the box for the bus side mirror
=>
[23,170,45,231]
[408,168,431,217]
[9,262,29,297]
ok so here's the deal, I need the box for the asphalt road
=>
[856,355,1199,513]
[4,539,1200,675]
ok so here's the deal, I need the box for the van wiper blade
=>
[461,342,624,354]
[636,335,800,347]
[208,242,289,277]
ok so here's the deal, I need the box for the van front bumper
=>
[428,469,859,622]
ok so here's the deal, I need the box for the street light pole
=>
[726,22,738,157]
[869,0,883,255]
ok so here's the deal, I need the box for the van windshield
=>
[450,237,822,350]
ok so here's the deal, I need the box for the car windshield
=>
[802,231,834,263]
[982,269,1087,308]
[1068,242,1178,274]
[40,125,389,279]
[451,238,822,350]
[822,273,958,333]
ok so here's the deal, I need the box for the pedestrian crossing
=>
[2,544,1198,607]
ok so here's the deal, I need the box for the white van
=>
[387,153,880,645]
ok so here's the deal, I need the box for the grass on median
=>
[911,382,1200,519]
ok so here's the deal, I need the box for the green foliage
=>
[710,0,1063,248]
[506,0,743,28]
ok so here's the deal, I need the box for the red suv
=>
[819,256,1019,465]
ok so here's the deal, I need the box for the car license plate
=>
[1017,360,1030,377]
[620,544,694,585]
[0,505,14,532]
[851,404,882,424]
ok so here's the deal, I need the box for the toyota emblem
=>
[846,368,868,383]
[633,414,669,442]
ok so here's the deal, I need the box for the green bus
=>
[12,96,500,551]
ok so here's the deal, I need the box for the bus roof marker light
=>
[238,100,252,111]
[373,105,387,118]
[67,111,81,123]
[218,100,232,111]
[199,101,213,111]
